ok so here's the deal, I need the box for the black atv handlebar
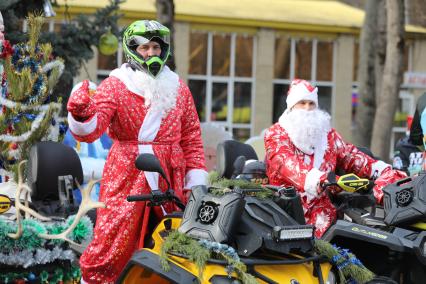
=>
[127,190,186,211]
[127,194,154,202]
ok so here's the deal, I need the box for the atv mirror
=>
[135,153,170,189]
[232,156,246,178]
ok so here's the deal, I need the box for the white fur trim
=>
[286,83,318,110]
[304,168,324,202]
[185,169,208,189]
[138,109,163,142]
[67,112,97,136]
[313,133,328,169]
[110,63,179,114]
[370,160,391,179]
[138,144,159,191]
[137,108,163,192]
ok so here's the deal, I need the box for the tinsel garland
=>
[160,230,258,284]
[208,171,273,199]
[0,95,61,111]
[0,246,75,268]
[0,263,81,284]
[314,240,375,284]
[0,99,63,143]
[0,40,13,59]
[0,109,48,142]
[0,215,93,268]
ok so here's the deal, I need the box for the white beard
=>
[110,64,180,115]
[278,108,331,156]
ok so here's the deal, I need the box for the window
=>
[273,37,335,122]
[188,32,255,141]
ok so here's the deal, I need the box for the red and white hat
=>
[286,79,318,110]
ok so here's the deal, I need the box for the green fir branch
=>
[314,240,375,284]
[160,230,258,284]
[27,13,44,55]
[208,171,273,199]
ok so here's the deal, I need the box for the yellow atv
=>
[115,153,382,284]
[118,216,333,284]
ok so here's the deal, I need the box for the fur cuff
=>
[185,169,208,189]
[304,168,325,202]
[370,160,391,179]
[67,112,97,136]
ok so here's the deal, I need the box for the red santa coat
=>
[68,65,207,283]
[265,123,406,238]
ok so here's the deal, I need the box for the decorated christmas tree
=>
[0,14,66,182]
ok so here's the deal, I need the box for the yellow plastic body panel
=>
[121,217,332,284]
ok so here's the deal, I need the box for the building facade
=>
[56,0,426,150]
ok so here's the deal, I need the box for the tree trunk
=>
[374,0,387,113]
[353,0,379,148]
[156,0,176,71]
[371,0,405,161]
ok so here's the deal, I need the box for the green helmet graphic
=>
[123,20,171,77]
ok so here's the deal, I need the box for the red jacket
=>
[265,123,406,238]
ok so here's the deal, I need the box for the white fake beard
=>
[133,66,179,114]
[278,108,331,155]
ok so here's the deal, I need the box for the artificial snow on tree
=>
[0,14,66,182]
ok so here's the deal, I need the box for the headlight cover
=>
[272,225,314,241]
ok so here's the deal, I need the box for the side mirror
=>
[327,172,337,184]
[135,153,170,189]
[232,156,246,178]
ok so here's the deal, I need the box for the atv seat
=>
[216,140,258,179]
[27,141,84,218]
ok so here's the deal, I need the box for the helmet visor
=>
[126,34,170,47]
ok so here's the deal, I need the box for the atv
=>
[116,153,340,284]
[215,139,426,284]
[322,172,426,283]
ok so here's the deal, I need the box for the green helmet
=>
[123,20,171,77]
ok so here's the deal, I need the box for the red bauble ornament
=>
[10,142,18,150]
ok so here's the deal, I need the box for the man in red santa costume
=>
[264,79,406,238]
[67,20,207,283]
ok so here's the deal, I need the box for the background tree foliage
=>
[1,0,123,104]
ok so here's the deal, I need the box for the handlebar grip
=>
[127,194,153,202]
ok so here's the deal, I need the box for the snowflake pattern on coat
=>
[265,123,406,238]
[69,75,206,283]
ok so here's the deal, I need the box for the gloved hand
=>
[67,80,96,121]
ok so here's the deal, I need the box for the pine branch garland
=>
[208,171,273,199]
[160,230,258,284]
[314,240,375,284]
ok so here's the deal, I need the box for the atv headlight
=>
[273,225,314,241]
[326,270,336,284]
